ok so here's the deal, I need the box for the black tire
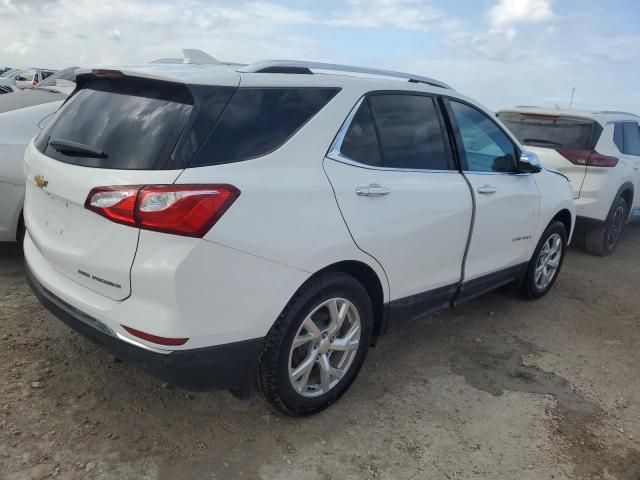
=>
[584,196,628,256]
[521,221,567,299]
[258,272,373,416]
[16,214,25,250]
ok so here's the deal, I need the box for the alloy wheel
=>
[534,233,563,290]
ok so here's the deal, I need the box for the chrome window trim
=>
[327,95,458,174]
[462,170,531,177]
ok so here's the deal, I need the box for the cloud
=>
[488,0,555,29]
[106,28,121,41]
[327,0,444,31]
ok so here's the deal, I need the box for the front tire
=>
[584,196,628,256]
[258,272,373,416]
[521,221,567,299]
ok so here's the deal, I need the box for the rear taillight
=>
[32,79,38,86]
[557,149,619,168]
[85,184,240,237]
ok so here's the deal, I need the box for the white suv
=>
[498,108,640,255]
[24,61,575,415]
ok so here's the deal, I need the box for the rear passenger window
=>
[368,95,450,170]
[340,100,382,166]
[191,88,339,166]
[622,122,640,156]
[613,124,624,152]
[338,94,451,170]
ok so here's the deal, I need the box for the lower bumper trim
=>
[26,264,264,398]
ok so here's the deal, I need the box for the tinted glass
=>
[368,94,449,170]
[622,122,640,156]
[451,101,517,172]
[36,77,194,169]
[499,113,598,150]
[340,100,382,166]
[613,124,624,152]
[191,87,339,166]
[40,71,54,80]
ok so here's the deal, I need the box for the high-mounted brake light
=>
[557,149,619,168]
[93,69,125,79]
[84,184,240,237]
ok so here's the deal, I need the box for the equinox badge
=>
[34,175,48,189]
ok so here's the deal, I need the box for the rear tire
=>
[521,221,567,299]
[584,196,628,256]
[258,272,373,416]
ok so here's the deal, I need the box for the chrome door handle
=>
[356,184,391,197]
[477,185,497,195]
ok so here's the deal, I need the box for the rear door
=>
[498,112,601,198]
[324,93,472,315]
[446,100,539,293]
[24,71,238,300]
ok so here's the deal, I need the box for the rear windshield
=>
[36,77,196,169]
[499,112,601,150]
[37,78,339,170]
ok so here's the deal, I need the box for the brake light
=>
[32,79,38,86]
[85,184,240,237]
[122,325,188,346]
[557,149,618,168]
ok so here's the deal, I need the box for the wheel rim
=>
[534,233,563,290]
[606,205,626,251]
[288,297,361,398]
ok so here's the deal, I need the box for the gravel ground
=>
[1,224,640,480]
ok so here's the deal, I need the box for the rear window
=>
[499,113,601,150]
[190,87,340,167]
[36,77,196,170]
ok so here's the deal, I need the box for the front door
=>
[445,99,539,296]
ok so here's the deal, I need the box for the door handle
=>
[477,185,497,195]
[356,184,391,197]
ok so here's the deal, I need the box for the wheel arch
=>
[617,182,634,217]
[313,260,386,341]
[549,208,573,238]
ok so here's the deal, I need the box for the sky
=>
[1,0,639,113]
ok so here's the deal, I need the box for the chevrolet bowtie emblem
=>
[34,175,48,189]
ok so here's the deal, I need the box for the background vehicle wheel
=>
[585,196,628,256]
[258,272,373,416]
[521,221,567,299]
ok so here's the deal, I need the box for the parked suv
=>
[24,61,575,415]
[498,108,640,255]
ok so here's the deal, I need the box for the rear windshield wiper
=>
[49,138,108,158]
[522,138,563,147]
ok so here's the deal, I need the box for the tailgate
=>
[24,142,182,300]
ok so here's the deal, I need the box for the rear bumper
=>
[27,264,263,397]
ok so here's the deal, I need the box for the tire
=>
[584,196,628,256]
[258,272,373,416]
[521,221,567,299]
[16,214,25,249]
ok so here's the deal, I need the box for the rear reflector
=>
[85,184,240,237]
[557,149,619,168]
[122,325,189,346]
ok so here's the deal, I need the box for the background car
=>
[0,67,77,244]
[498,108,640,255]
[14,68,57,90]
[0,68,24,93]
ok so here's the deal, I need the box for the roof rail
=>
[238,60,452,89]
[597,110,639,118]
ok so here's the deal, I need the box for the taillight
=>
[32,79,38,86]
[557,149,618,168]
[85,184,240,237]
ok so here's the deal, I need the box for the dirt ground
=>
[1,224,640,480]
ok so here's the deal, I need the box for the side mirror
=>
[517,150,542,173]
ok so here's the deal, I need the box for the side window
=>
[340,100,382,167]
[613,124,624,152]
[368,94,450,170]
[622,122,640,156]
[191,87,340,166]
[450,101,518,172]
